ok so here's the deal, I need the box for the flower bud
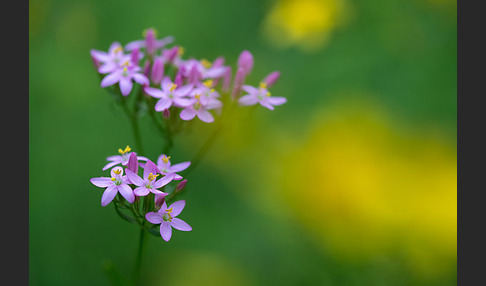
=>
[175,70,184,86]
[263,71,280,87]
[127,152,138,173]
[176,179,187,192]
[145,28,157,55]
[154,194,165,210]
[237,50,254,75]
[90,50,101,70]
[231,67,246,100]
[151,57,164,85]
[143,60,151,77]
[163,108,170,119]
[222,66,232,92]
[163,46,179,63]
[130,48,141,65]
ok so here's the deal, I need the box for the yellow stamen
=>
[178,47,185,56]
[259,82,267,89]
[113,169,122,175]
[169,84,177,92]
[118,145,131,155]
[161,155,171,164]
[113,46,123,53]
[148,173,159,181]
[200,59,212,69]
[122,60,130,67]
[203,79,213,88]
[111,178,117,181]
[166,207,173,214]
[210,88,215,93]
[194,94,201,100]
[266,92,271,97]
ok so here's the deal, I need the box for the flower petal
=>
[117,184,135,204]
[145,212,163,224]
[119,77,133,96]
[125,40,145,51]
[100,71,121,88]
[174,84,193,97]
[169,200,186,217]
[126,169,144,186]
[196,110,214,123]
[170,218,192,231]
[143,160,158,180]
[134,186,150,197]
[102,161,120,171]
[144,87,166,98]
[133,73,149,86]
[153,173,175,188]
[160,221,172,241]
[267,96,287,106]
[173,97,193,107]
[90,177,112,188]
[180,108,196,121]
[238,94,258,106]
[169,162,191,173]
[241,85,258,94]
[155,98,173,111]
[101,185,118,207]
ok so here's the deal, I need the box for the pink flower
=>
[90,42,131,74]
[100,60,149,96]
[125,28,174,55]
[90,166,135,206]
[156,154,190,182]
[145,200,192,241]
[125,160,171,197]
[144,77,193,111]
[238,82,286,110]
[178,58,227,83]
[179,92,222,123]
[102,146,149,171]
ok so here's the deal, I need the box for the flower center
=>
[203,79,213,88]
[200,59,212,69]
[161,155,171,164]
[162,213,173,222]
[118,145,131,155]
[169,83,177,92]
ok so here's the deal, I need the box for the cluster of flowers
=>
[90,146,191,242]
[90,28,286,123]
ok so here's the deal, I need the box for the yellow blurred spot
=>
[203,80,213,88]
[200,59,212,69]
[261,0,351,52]
[161,155,171,164]
[118,145,131,155]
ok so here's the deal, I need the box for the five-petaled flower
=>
[156,154,190,183]
[102,146,149,171]
[144,77,193,111]
[238,82,287,110]
[100,60,149,96]
[125,160,172,197]
[145,200,192,241]
[90,166,135,206]
[90,42,131,74]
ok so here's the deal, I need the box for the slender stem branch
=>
[133,226,146,286]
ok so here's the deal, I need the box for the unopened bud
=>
[237,50,254,75]
[130,48,141,65]
[127,152,138,173]
[263,71,280,87]
[231,67,246,100]
[151,57,164,85]
[154,194,165,210]
[176,179,187,191]
[163,108,170,119]
[143,60,151,77]
[145,28,157,55]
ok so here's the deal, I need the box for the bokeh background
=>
[29,0,457,285]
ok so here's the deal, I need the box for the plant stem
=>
[133,226,146,286]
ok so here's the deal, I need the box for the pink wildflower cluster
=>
[90,146,191,241]
[89,28,288,244]
[90,28,286,124]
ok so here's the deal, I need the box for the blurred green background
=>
[29,0,457,285]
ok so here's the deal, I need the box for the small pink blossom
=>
[100,61,149,96]
[145,200,192,241]
[102,146,149,171]
[125,160,171,197]
[90,166,135,206]
[90,42,131,74]
[144,77,193,111]
[238,82,286,110]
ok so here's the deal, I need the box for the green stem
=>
[133,226,146,286]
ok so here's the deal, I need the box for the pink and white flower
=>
[90,166,135,206]
[100,60,149,96]
[145,200,192,241]
[238,82,286,110]
[125,160,171,197]
[144,77,193,111]
[90,42,131,74]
